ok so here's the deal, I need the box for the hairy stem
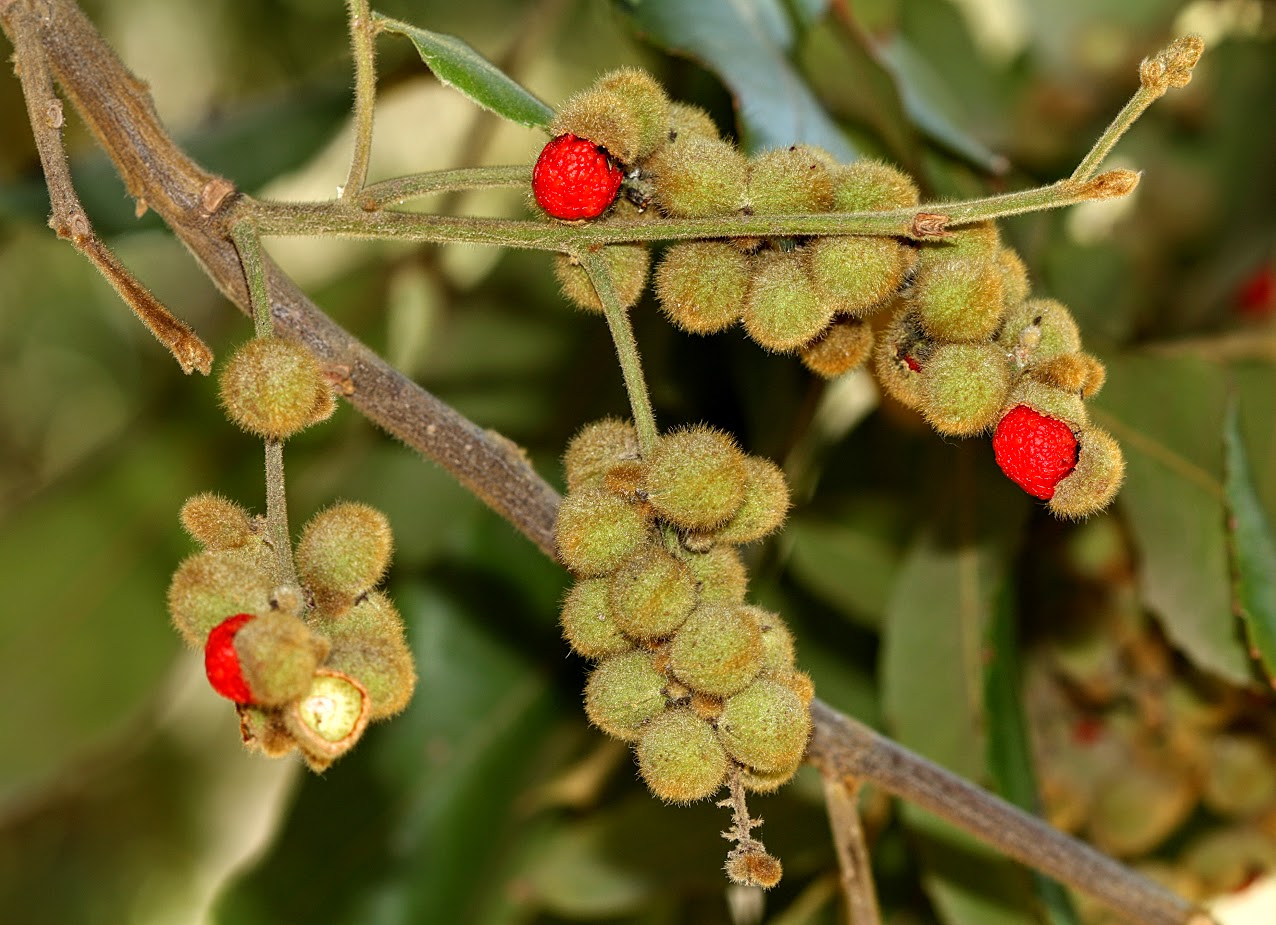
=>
[231,219,273,335]
[341,0,377,203]
[578,247,659,456]
[821,774,881,925]
[358,165,530,210]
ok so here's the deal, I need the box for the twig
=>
[0,4,1220,924]
[821,773,881,925]
[357,165,530,210]
[340,0,377,203]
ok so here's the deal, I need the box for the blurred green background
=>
[1,1,1274,923]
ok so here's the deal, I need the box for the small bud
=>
[746,145,834,215]
[554,244,651,313]
[726,848,784,889]
[636,707,729,803]
[913,255,1006,343]
[668,603,764,697]
[1000,298,1082,370]
[563,418,640,492]
[315,591,417,720]
[560,578,632,659]
[654,242,750,334]
[643,426,748,530]
[1048,426,1125,520]
[609,546,698,641]
[808,236,917,317]
[828,160,919,212]
[919,343,1013,436]
[555,488,651,576]
[219,336,329,440]
[716,679,812,774]
[234,611,330,706]
[799,316,874,379]
[593,68,671,161]
[647,134,748,217]
[584,650,669,740]
[667,102,720,141]
[712,456,790,545]
[287,669,371,771]
[296,502,393,604]
[685,545,749,604]
[180,492,256,550]
[169,550,273,648]
[743,251,837,353]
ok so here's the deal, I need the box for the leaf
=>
[614,0,857,158]
[984,586,1082,925]
[785,504,902,630]
[1223,399,1276,687]
[882,443,1035,925]
[375,15,554,130]
[1092,354,1251,683]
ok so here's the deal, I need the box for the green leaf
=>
[1223,399,1276,686]
[984,586,1081,925]
[881,444,1034,925]
[1092,354,1251,683]
[785,503,902,630]
[615,0,857,158]
[375,14,554,130]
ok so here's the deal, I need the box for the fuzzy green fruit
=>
[746,145,834,215]
[554,487,649,576]
[563,418,640,492]
[668,603,763,697]
[684,546,749,604]
[712,456,790,544]
[873,304,930,410]
[1048,426,1125,520]
[643,426,748,530]
[554,245,651,313]
[654,242,750,334]
[716,678,811,773]
[179,493,256,551]
[919,343,1012,436]
[219,336,330,440]
[296,501,393,606]
[168,550,273,648]
[315,591,417,719]
[560,578,632,659]
[828,160,918,212]
[584,650,669,740]
[609,547,697,640]
[1000,298,1082,371]
[234,611,330,707]
[809,236,916,317]
[913,256,1006,343]
[647,134,748,217]
[742,251,836,353]
[593,68,670,160]
[636,707,729,803]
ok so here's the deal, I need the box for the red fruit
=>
[1237,263,1275,319]
[532,133,624,220]
[993,404,1078,500]
[205,613,256,703]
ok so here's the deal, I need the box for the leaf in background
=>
[614,0,857,158]
[1092,354,1251,683]
[1223,399,1276,687]
[375,15,554,130]
[881,444,1034,925]
[984,586,1081,925]
[785,503,902,630]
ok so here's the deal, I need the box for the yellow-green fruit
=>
[800,316,874,379]
[829,160,919,212]
[180,493,256,550]
[667,102,719,141]
[873,305,930,410]
[809,236,917,317]
[1000,298,1082,371]
[168,550,273,648]
[685,545,749,604]
[739,763,801,794]
[1202,734,1276,818]
[922,221,1000,261]
[713,456,790,544]
[743,251,837,353]
[725,849,784,889]
[219,336,328,440]
[643,426,748,530]
[554,488,649,576]
[913,256,1006,342]
[1048,426,1124,520]
[647,133,748,217]
[1030,354,1091,393]
[1087,763,1197,858]
[554,245,651,313]
[584,650,669,740]
[1004,378,1088,430]
[563,418,640,492]
[997,247,1030,305]
[717,678,812,773]
[1183,826,1276,895]
[593,68,670,160]
[560,578,631,659]
[654,242,750,334]
[550,88,645,165]
[287,669,370,772]
[316,591,417,719]
[668,603,763,697]
[919,343,1013,436]
[234,611,330,707]
[746,146,834,215]
[1079,354,1107,398]
[296,502,393,601]
[636,707,729,803]
[609,547,697,640]
[743,606,796,672]
[775,668,815,706]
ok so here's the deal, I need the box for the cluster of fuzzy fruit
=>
[166,336,415,770]
[532,69,1126,516]
[874,223,1124,516]
[554,419,812,883]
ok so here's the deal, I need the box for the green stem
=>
[341,0,377,203]
[1071,86,1161,182]
[247,171,1133,251]
[578,247,658,456]
[358,165,530,210]
[230,219,273,335]
[264,439,298,587]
